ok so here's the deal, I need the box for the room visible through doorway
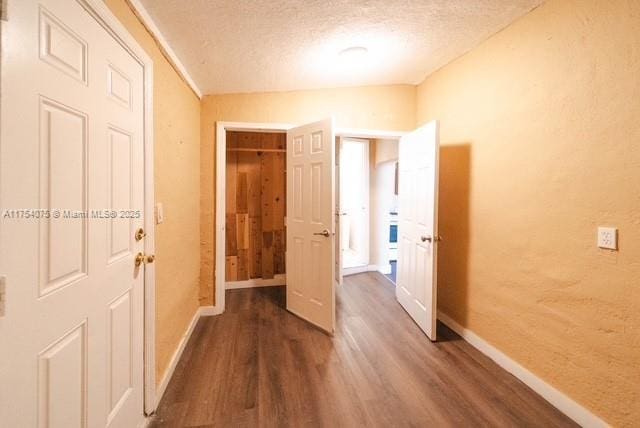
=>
[337,137,399,284]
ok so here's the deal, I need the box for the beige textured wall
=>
[416,0,640,425]
[200,85,415,304]
[105,0,201,384]
[373,138,399,166]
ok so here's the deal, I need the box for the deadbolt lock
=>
[135,228,146,241]
[135,252,155,267]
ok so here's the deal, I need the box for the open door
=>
[334,137,343,286]
[396,121,440,340]
[286,118,336,333]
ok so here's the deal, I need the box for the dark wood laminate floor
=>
[150,272,576,428]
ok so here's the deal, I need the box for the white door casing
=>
[0,1,148,426]
[396,121,440,340]
[286,118,336,333]
[334,137,343,286]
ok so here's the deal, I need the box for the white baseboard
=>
[377,263,392,275]
[155,308,199,407]
[343,264,381,276]
[226,274,286,289]
[437,311,608,428]
[155,305,222,408]
[199,305,223,316]
[343,264,391,276]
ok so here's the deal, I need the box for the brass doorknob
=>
[313,229,331,237]
[135,252,156,267]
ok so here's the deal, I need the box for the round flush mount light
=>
[338,46,369,59]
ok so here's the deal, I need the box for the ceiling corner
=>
[126,0,203,99]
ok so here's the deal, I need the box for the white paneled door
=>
[396,121,440,340]
[0,1,146,427]
[286,119,336,333]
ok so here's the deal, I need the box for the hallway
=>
[150,273,575,427]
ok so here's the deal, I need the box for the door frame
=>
[215,122,293,314]
[74,0,157,416]
[214,123,405,313]
[337,132,404,279]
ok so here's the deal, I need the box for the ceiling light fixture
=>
[339,46,369,59]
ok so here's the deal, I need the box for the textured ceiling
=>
[139,0,543,95]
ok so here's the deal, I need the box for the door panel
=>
[0,1,146,427]
[108,127,134,264]
[396,121,440,340]
[107,290,133,420]
[39,7,88,83]
[286,119,335,333]
[39,98,89,296]
[37,322,88,428]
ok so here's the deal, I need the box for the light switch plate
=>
[156,203,164,224]
[597,227,618,250]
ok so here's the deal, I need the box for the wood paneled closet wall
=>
[225,131,286,281]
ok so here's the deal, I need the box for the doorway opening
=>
[224,131,287,289]
[337,137,400,284]
[339,138,370,270]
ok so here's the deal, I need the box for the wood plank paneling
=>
[236,172,248,214]
[226,131,286,281]
[236,213,249,250]
[237,249,249,281]
[262,231,274,280]
[226,133,238,214]
[225,214,237,256]
[249,216,262,279]
[272,152,285,230]
[247,154,262,217]
[260,152,274,233]
[225,256,238,281]
[273,229,285,275]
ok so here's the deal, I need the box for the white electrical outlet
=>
[597,227,618,250]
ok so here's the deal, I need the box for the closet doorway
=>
[224,131,287,288]
[216,120,337,333]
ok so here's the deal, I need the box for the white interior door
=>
[0,1,146,427]
[396,121,440,340]
[286,119,336,333]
